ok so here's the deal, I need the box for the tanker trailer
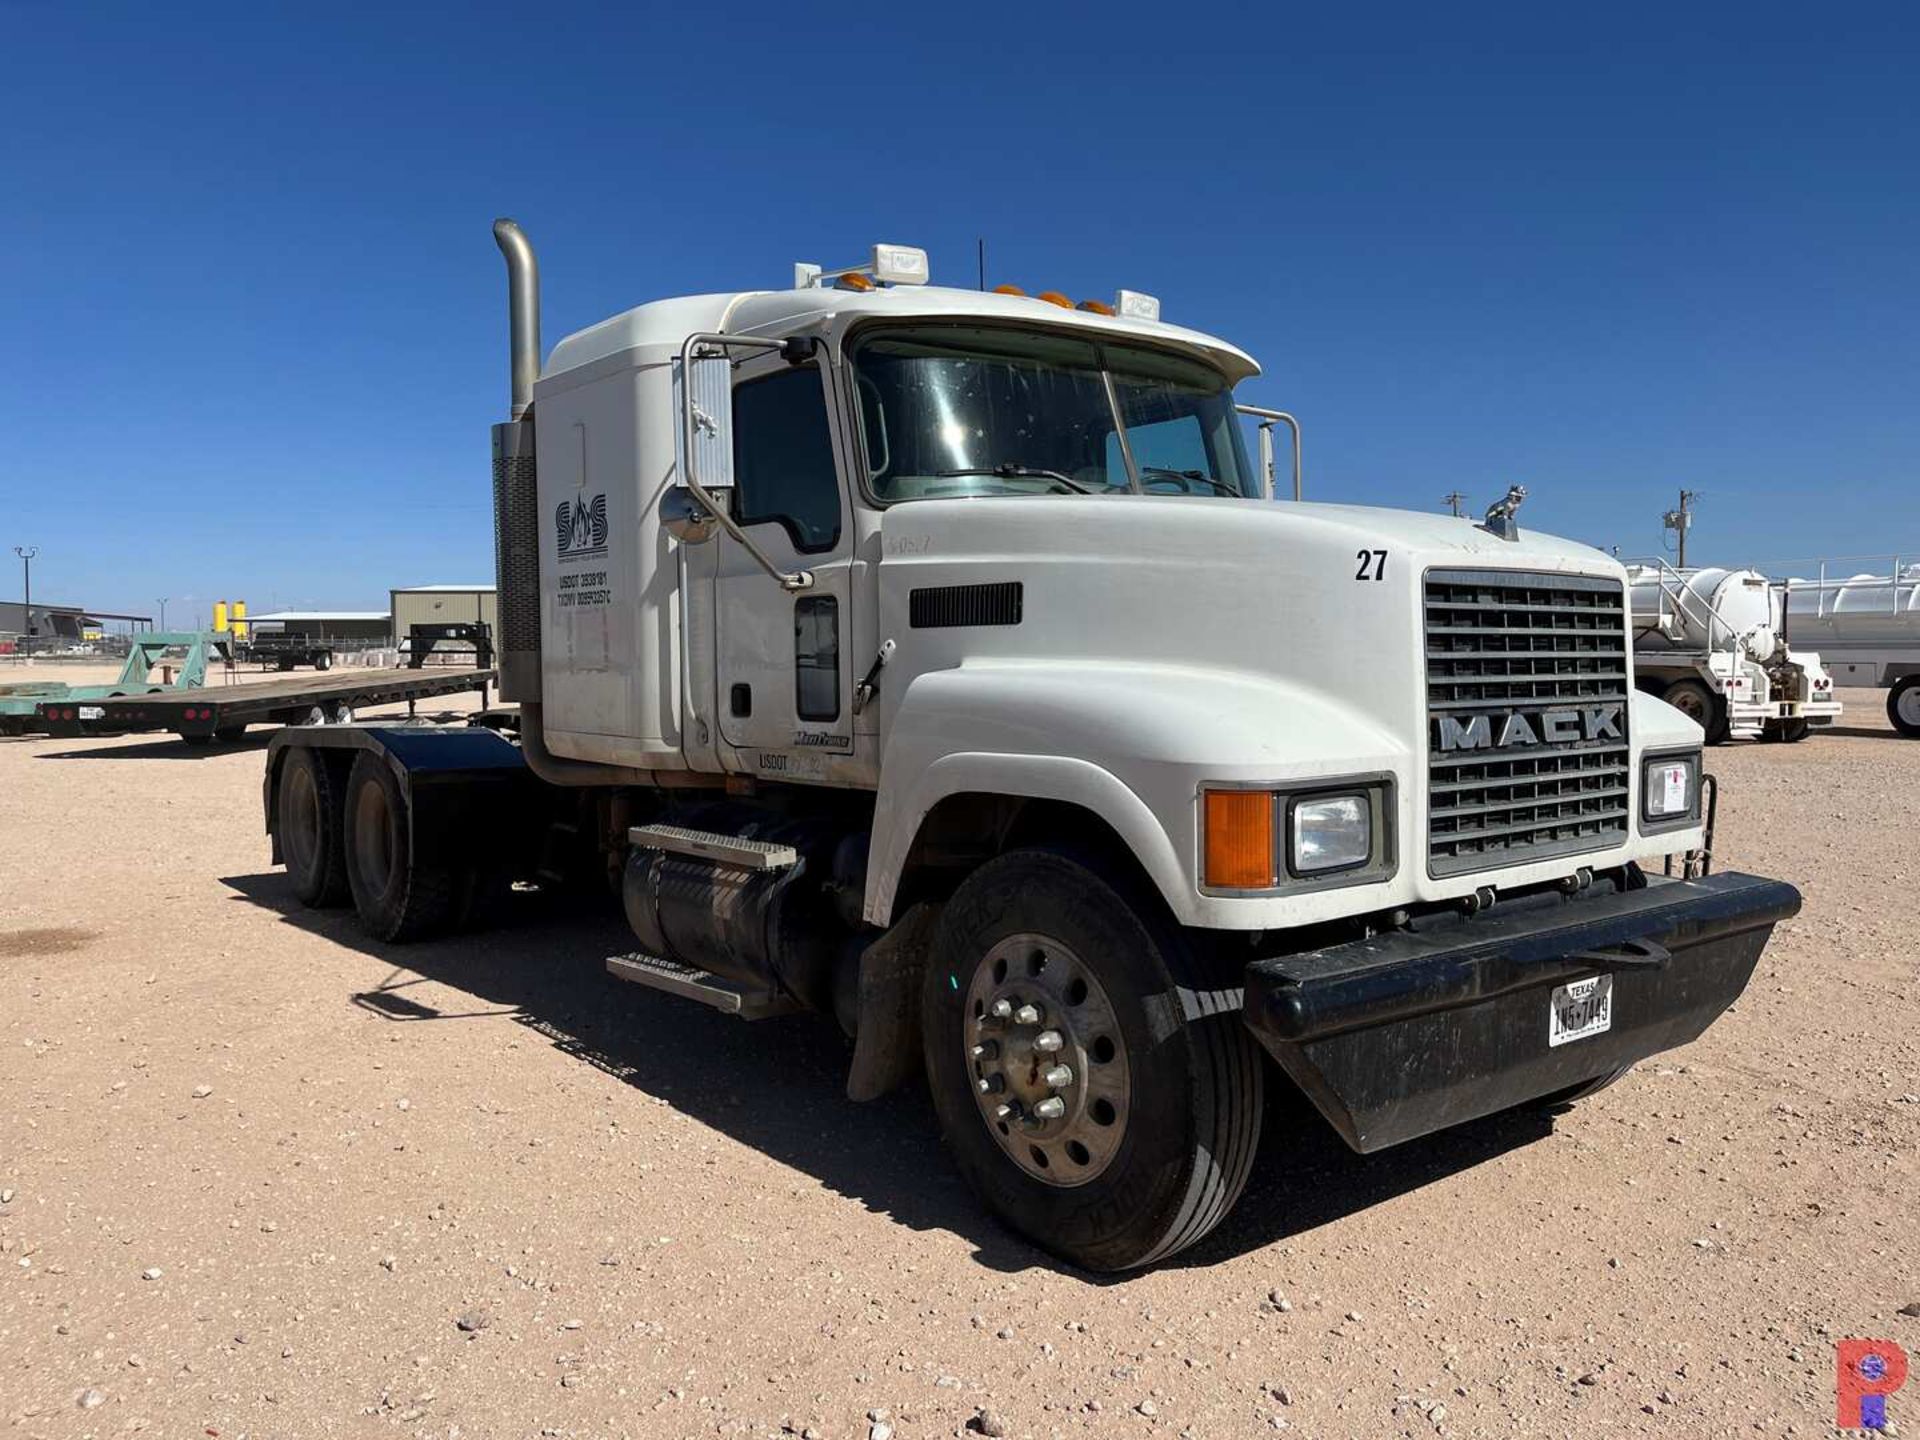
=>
[1781,557,1920,736]
[1625,562,1840,743]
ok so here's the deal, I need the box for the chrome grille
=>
[1426,569,1631,877]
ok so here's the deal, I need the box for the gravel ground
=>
[1,683,1915,1439]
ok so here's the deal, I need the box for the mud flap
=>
[845,902,940,1102]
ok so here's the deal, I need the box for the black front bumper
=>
[1242,871,1801,1152]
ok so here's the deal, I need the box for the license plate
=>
[1548,974,1613,1047]
[78,705,104,720]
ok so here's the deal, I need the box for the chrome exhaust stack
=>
[491,218,542,704]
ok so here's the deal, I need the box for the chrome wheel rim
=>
[963,932,1131,1186]
[1898,688,1920,727]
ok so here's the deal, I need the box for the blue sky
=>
[4,2,1917,621]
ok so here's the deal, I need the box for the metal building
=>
[389,585,498,640]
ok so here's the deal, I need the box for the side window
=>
[794,596,840,721]
[732,367,842,552]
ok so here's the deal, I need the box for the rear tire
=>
[1766,718,1811,743]
[1661,678,1729,745]
[314,651,333,672]
[1889,676,1920,738]
[921,848,1262,1271]
[278,747,348,907]
[343,750,464,942]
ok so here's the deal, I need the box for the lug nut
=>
[1042,1064,1073,1089]
[976,1074,1005,1095]
[1033,1030,1065,1053]
[994,1101,1021,1121]
[1031,1096,1066,1120]
[1013,1003,1042,1025]
[990,998,1013,1018]
[970,1040,999,1061]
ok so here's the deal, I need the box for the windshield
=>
[850,325,1257,501]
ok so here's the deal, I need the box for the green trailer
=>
[0,632,232,736]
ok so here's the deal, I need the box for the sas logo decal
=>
[556,494,609,558]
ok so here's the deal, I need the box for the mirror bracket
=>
[676,331,817,591]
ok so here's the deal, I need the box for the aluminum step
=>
[604,951,798,1020]
[627,824,798,871]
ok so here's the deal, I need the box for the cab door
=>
[712,351,855,774]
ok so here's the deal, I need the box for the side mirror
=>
[674,350,736,492]
[660,487,719,546]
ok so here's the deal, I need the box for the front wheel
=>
[921,849,1262,1271]
[1889,676,1920,738]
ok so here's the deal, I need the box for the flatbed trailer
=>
[35,667,493,744]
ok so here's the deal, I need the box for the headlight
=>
[1200,780,1393,891]
[1290,794,1372,875]
[1642,751,1701,825]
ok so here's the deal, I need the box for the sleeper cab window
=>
[731,366,842,552]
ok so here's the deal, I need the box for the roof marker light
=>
[992,284,1027,297]
[1115,289,1162,322]
[1076,299,1116,315]
[794,243,930,291]
[1036,291,1074,309]
[870,244,929,286]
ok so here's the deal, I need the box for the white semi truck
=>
[261,223,1800,1269]
[1625,562,1840,744]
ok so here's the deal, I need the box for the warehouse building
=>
[390,585,497,639]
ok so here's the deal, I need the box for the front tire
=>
[343,750,464,942]
[921,848,1262,1271]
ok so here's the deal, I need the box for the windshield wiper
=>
[932,464,1099,494]
[1139,466,1241,497]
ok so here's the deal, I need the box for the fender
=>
[865,661,1407,927]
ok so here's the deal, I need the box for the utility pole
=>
[12,546,36,655]
[157,597,169,630]
[1442,491,1468,517]
[1662,489,1698,569]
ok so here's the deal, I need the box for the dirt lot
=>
[2,684,1915,1439]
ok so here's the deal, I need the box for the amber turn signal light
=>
[1203,790,1275,890]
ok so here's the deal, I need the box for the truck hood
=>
[873,492,1628,772]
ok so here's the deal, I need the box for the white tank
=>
[1783,563,1920,640]
[1626,565,1779,661]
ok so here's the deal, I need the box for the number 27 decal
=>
[1355,548,1388,581]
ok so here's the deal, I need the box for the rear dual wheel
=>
[922,849,1262,1271]
[1661,679,1731,745]
[343,751,465,942]
[1889,676,1920,738]
[278,747,348,907]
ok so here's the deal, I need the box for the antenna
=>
[1442,491,1468,517]
[1662,488,1700,568]
[977,238,986,292]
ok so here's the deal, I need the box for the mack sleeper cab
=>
[263,223,1801,1270]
